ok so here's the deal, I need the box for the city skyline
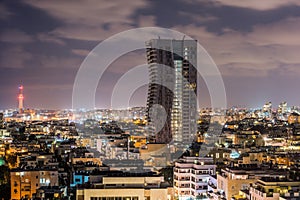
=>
[1,0,300,109]
[1,2,300,199]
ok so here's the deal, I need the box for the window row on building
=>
[90,197,139,200]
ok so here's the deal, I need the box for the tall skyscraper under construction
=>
[146,39,197,147]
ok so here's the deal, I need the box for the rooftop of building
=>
[11,165,58,172]
[77,179,170,190]
[176,156,214,164]
[259,177,300,183]
[37,186,66,192]
[89,170,158,177]
[221,164,290,176]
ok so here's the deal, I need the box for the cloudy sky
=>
[0,0,300,109]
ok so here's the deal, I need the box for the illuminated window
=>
[40,178,46,184]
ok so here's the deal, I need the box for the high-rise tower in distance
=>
[146,39,197,147]
[18,85,24,113]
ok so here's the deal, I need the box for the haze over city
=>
[1,0,300,109]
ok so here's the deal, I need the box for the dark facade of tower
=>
[146,42,175,144]
[146,39,197,145]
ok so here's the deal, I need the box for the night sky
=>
[0,0,300,110]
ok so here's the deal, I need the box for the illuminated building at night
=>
[250,177,300,200]
[18,85,24,114]
[76,175,173,200]
[174,157,216,199]
[10,168,59,200]
[146,39,197,146]
[216,163,294,200]
[278,101,288,115]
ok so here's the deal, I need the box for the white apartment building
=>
[174,157,216,199]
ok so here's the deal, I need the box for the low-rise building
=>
[76,174,173,200]
[10,167,59,200]
[250,177,300,200]
[217,164,286,200]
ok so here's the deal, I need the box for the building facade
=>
[145,39,197,147]
[76,176,173,200]
[174,157,216,199]
[217,167,256,200]
[250,178,300,200]
[10,168,59,200]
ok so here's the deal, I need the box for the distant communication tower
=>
[18,85,24,113]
